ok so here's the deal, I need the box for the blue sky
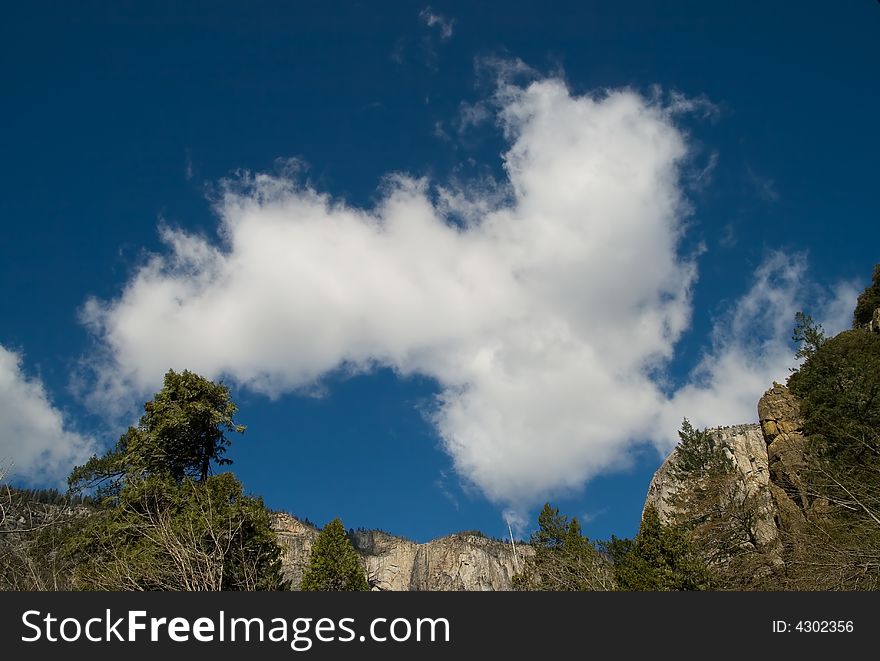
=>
[1,1,878,542]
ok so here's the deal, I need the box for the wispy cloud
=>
[659,88,720,121]
[689,150,718,191]
[184,148,194,181]
[420,7,454,40]
[746,167,780,203]
[435,470,460,509]
[580,508,607,524]
[719,222,737,248]
[657,252,858,449]
[456,100,492,133]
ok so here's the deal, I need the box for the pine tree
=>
[614,506,712,591]
[853,263,880,328]
[671,418,729,481]
[532,503,568,549]
[513,503,613,591]
[792,312,827,361]
[63,371,285,591]
[69,369,244,493]
[300,518,369,591]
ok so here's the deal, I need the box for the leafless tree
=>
[0,462,82,590]
[776,427,880,590]
[71,478,282,591]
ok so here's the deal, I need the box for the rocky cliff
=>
[644,380,830,570]
[867,307,880,334]
[644,422,782,560]
[273,513,530,591]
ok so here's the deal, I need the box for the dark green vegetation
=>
[669,418,729,480]
[788,329,880,471]
[611,506,712,591]
[512,497,713,592]
[853,263,880,328]
[513,421,745,591]
[69,369,245,493]
[68,472,286,590]
[300,518,369,591]
[781,268,880,590]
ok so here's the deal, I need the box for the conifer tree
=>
[671,418,729,481]
[69,369,244,492]
[300,518,369,591]
[853,263,880,328]
[513,503,613,591]
[63,371,284,591]
[614,506,711,591]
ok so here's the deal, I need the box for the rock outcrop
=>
[273,513,529,591]
[643,379,845,572]
[757,382,810,527]
[644,423,781,559]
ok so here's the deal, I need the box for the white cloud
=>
[0,346,96,485]
[77,74,856,515]
[657,252,858,451]
[456,100,492,133]
[419,7,454,40]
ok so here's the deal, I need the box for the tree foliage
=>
[300,518,369,591]
[788,328,880,470]
[783,307,880,589]
[61,371,285,591]
[661,420,776,588]
[853,263,880,328]
[69,369,244,493]
[513,503,613,591]
[671,418,730,481]
[792,312,827,362]
[613,505,712,591]
[68,473,286,590]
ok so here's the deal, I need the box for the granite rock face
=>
[642,380,837,572]
[274,514,320,589]
[273,513,529,591]
[644,423,781,558]
[757,382,810,518]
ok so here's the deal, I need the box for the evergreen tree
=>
[614,506,712,591]
[671,418,730,481]
[513,504,613,591]
[69,473,287,590]
[664,420,771,587]
[69,369,244,492]
[788,328,880,470]
[300,518,369,591]
[792,312,827,361]
[853,263,880,328]
[532,503,568,549]
[781,279,880,589]
[63,371,284,591]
